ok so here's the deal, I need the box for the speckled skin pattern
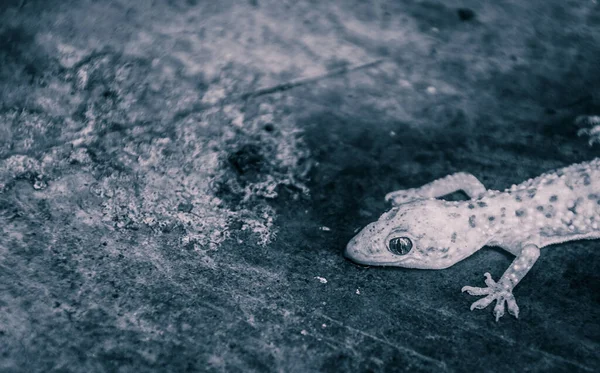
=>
[345,158,600,321]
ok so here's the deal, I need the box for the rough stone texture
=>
[0,0,599,372]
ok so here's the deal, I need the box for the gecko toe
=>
[461,285,491,296]
[384,191,407,205]
[384,189,425,205]
[506,296,520,318]
[494,298,506,321]
[483,272,497,287]
[470,294,495,310]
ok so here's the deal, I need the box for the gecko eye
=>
[388,237,413,256]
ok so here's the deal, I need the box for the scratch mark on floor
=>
[240,59,385,99]
[318,313,448,371]
[172,59,384,121]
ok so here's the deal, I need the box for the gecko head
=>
[345,199,479,269]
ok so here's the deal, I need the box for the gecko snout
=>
[344,237,357,258]
[344,233,377,265]
[344,236,362,262]
[344,222,391,265]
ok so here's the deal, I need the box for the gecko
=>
[345,157,600,321]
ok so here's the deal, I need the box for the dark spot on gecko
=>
[468,203,475,209]
[448,213,461,218]
[527,189,536,198]
[583,173,591,185]
[549,195,558,202]
[451,232,457,243]
[515,209,526,217]
[588,194,598,200]
[469,215,476,228]
[441,247,450,253]
[545,213,553,218]
[567,199,580,214]
[536,206,544,211]
[488,216,495,221]
[515,195,522,202]
[477,201,487,208]
[544,178,554,185]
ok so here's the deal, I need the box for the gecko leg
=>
[461,244,540,321]
[385,172,486,206]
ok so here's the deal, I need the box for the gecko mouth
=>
[344,245,409,266]
[346,255,412,267]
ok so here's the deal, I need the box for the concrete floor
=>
[0,0,599,371]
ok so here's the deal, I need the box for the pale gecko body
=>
[345,158,600,320]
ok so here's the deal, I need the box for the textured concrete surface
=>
[0,0,599,372]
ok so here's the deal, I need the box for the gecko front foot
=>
[576,115,600,146]
[461,273,519,321]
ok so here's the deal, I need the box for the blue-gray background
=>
[0,1,598,371]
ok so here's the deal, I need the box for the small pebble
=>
[315,276,327,284]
